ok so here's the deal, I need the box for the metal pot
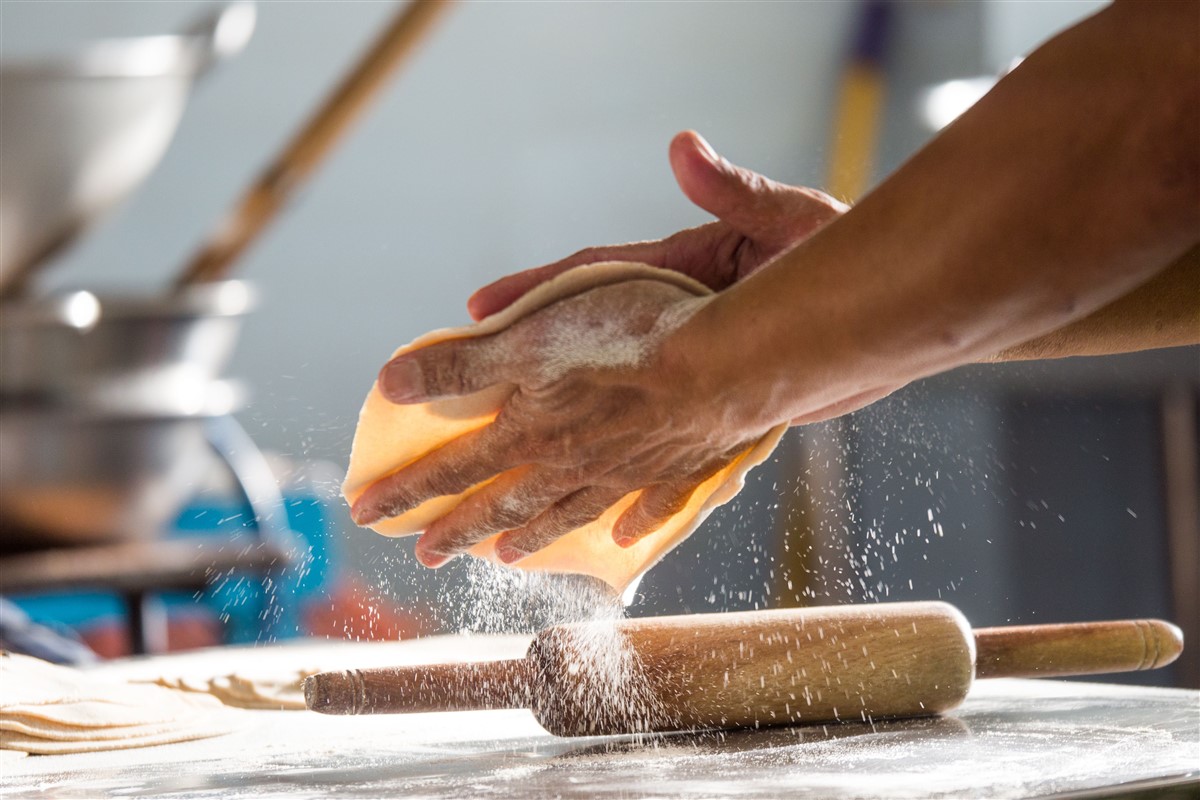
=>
[0,280,256,404]
[0,279,255,549]
[0,3,256,291]
[0,381,243,548]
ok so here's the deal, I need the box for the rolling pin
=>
[304,601,1182,736]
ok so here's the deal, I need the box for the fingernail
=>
[351,503,379,526]
[614,534,639,549]
[692,133,719,164]
[380,359,425,403]
[415,546,452,568]
[496,545,526,564]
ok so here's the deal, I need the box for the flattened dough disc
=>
[343,262,786,593]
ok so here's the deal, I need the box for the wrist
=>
[665,242,922,433]
[658,282,814,437]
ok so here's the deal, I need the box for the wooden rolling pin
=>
[305,601,1182,736]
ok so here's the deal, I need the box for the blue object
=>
[10,491,336,646]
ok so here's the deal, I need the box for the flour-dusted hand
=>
[466,130,846,321]
[350,278,770,568]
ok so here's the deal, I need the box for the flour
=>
[436,559,668,737]
[533,288,708,382]
[536,316,648,382]
[533,615,671,738]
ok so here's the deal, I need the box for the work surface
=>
[3,636,1197,799]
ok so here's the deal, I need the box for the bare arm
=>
[675,0,1200,435]
[991,242,1199,361]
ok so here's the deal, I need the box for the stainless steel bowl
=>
[0,280,257,404]
[0,381,243,548]
[0,3,256,290]
[0,280,256,547]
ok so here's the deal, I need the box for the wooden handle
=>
[973,618,1183,679]
[173,0,454,288]
[304,658,530,715]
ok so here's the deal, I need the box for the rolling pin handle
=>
[305,658,534,715]
[973,618,1183,679]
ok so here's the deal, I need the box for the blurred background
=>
[1,1,1195,687]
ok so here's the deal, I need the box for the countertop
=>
[2,636,1197,799]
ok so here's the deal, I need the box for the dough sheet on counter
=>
[0,652,239,755]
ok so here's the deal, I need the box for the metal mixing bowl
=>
[0,3,255,290]
[0,280,257,404]
[0,280,256,548]
[0,381,244,549]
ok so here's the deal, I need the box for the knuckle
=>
[554,464,592,486]
[436,528,480,553]
[482,498,536,531]
[422,457,472,498]
[506,527,551,555]
[430,517,496,553]
[442,345,473,395]
[571,246,608,264]
[423,340,487,398]
[738,166,770,196]
[802,187,850,214]
[526,517,572,550]
[646,485,689,518]
[557,496,604,528]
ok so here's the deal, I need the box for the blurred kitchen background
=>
[1,1,1195,687]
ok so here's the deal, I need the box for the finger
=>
[414,467,569,567]
[350,423,519,526]
[466,240,667,322]
[494,486,627,564]
[669,130,844,245]
[611,481,702,548]
[379,335,512,404]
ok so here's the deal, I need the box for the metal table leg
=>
[124,590,168,656]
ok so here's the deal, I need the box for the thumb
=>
[378,336,512,404]
[669,130,842,245]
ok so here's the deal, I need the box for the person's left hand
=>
[350,278,770,569]
[467,131,846,322]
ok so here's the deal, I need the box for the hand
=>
[350,279,769,568]
[466,130,848,321]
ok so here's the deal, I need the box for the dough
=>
[0,722,234,756]
[344,262,787,593]
[145,669,313,710]
[0,652,236,756]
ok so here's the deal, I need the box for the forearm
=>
[989,243,1199,362]
[675,0,1199,432]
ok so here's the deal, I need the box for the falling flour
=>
[437,559,669,737]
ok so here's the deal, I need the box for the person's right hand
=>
[466,130,848,322]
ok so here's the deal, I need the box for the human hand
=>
[466,130,847,321]
[350,278,771,568]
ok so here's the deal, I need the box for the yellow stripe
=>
[826,65,886,202]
